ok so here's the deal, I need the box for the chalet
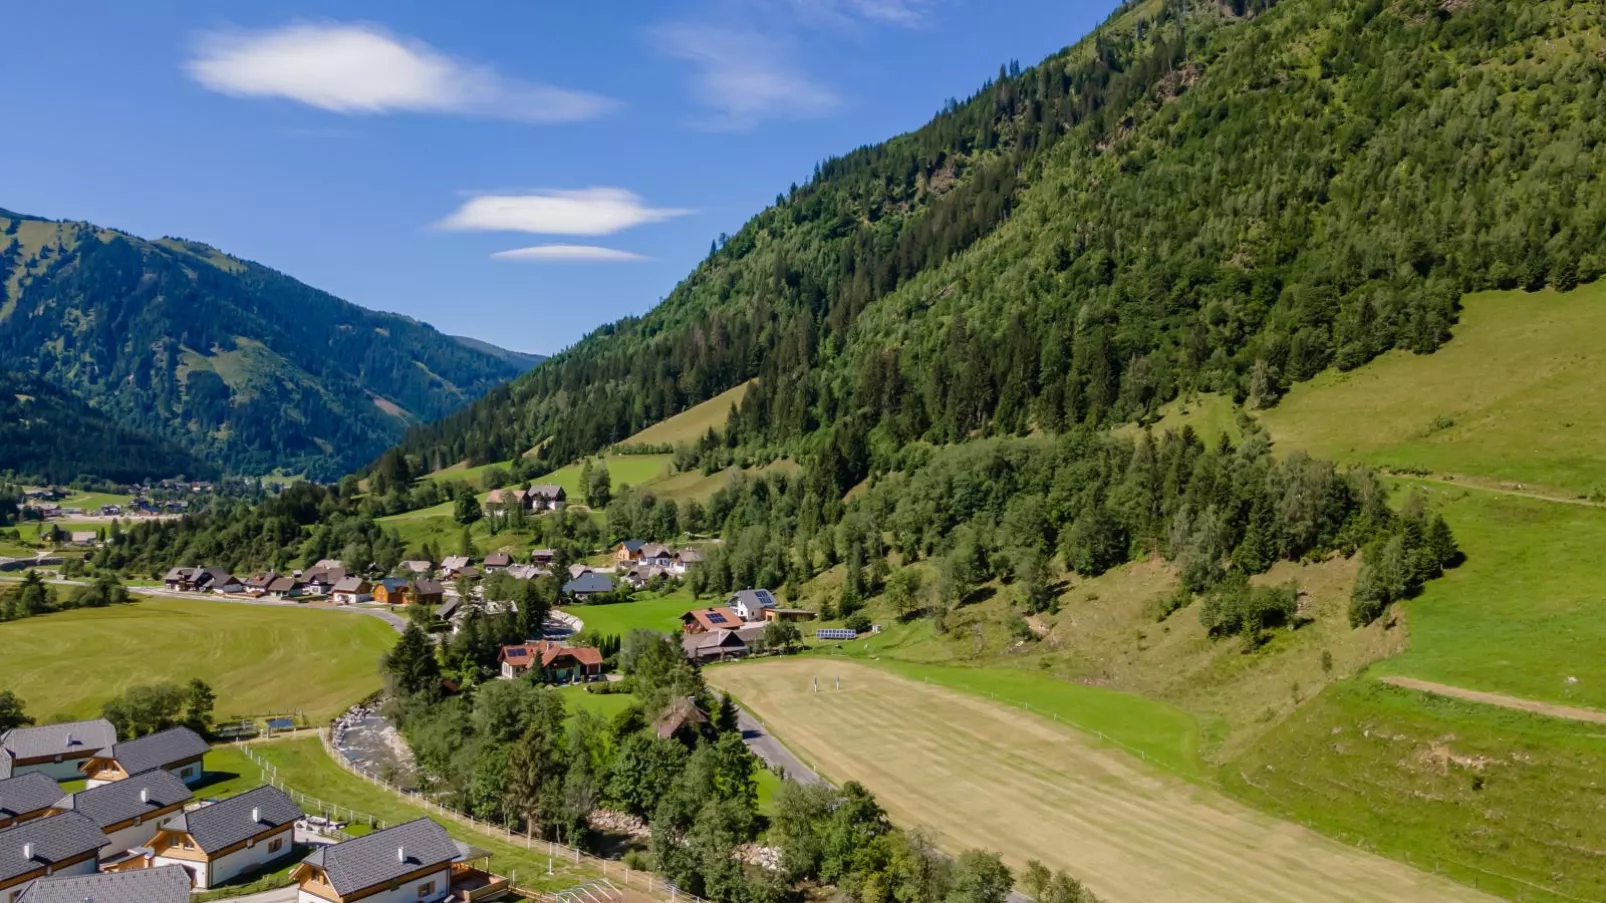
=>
[372,579,412,606]
[639,543,673,567]
[399,560,434,576]
[562,572,615,601]
[527,484,566,511]
[481,552,512,572]
[497,642,604,683]
[165,567,241,594]
[727,589,778,622]
[681,629,749,663]
[0,813,107,901]
[80,727,208,788]
[0,775,61,830]
[242,572,281,594]
[15,864,190,903]
[567,564,592,580]
[529,549,556,566]
[503,564,545,581]
[620,565,668,590]
[483,488,532,514]
[669,548,704,575]
[0,721,117,781]
[157,568,193,594]
[300,566,348,595]
[764,608,818,623]
[292,817,506,903]
[680,607,742,634]
[265,577,304,600]
[613,540,647,564]
[438,556,472,578]
[130,785,301,890]
[47,769,191,861]
[412,580,445,607]
[330,577,372,605]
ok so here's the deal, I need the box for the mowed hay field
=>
[0,598,396,722]
[711,660,1487,903]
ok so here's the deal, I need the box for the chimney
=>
[140,788,150,804]
[251,807,261,823]
[65,732,74,746]
[397,846,406,863]
[22,842,33,860]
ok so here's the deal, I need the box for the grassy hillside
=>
[1262,284,1606,496]
[0,208,527,479]
[0,597,395,721]
[619,380,753,448]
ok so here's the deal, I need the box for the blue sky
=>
[2,1,1120,355]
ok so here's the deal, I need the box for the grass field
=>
[1261,283,1606,495]
[620,381,753,448]
[711,659,1486,903]
[561,590,696,637]
[0,599,396,722]
[1226,681,1606,903]
[1115,392,1242,446]
[57,490,134,510]
[212,737,601,893]
[419,459,516,490]
[535,455,676,497]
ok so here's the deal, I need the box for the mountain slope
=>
[0,369,215,483]
[385,0,1606,486]
[0,208,530,480]
[450,335,546,372]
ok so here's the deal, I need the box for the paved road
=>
[733,702,823,786]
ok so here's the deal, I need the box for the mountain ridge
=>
[0,208,536,480]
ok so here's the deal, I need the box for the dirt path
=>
[1380,675,1606,725]
[1388,472,1606,509]
[711,659,1492,903]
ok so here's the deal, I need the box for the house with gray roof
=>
[47,769,191,860]
[562,572,616,601]
[0,720,117,782]
[81,727,209,788]
[330,576,372,605]
[0,775,62,830]
[293,817,493,903]
[727,588,779,622]
[0,812,107,900]
[135,786,301,890]
[16,863,190,903]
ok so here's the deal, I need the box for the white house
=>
[329,577,372,605]
[0,721,117,782]
[133,786,301,890]
[727,589,778,622]
[46,769,191,861]
[293,818,460,903]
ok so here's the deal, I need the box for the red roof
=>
[499,641,603,669]
[682,607,742,632]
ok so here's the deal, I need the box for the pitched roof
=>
[93,727,208,777]
[440,556,471,570]
[1,720,116,762]
[640,543,671,559]
[243,571,280,589]
[729,589,778,613]
[0,751,10,780]
[17,864,191,903]
[301,817,458,897]
[563,573,615,595]
[682,607,741,631]
[674,548,704,563]
[266,577,300,593]
[0,812,107,884]
[53,769,192,829]
[568,564,592,579]
[527,484,565,499]
[169,786,300,854]
[500,642,603,670]
[616,539,646,554]
[483,552,512,567]
[400,560,434,573]
[161,567,194,582]
[332,576,369,593]
[529,549,556,561]
[503,565,544,581]
[435,598,460,621]
[377,578,410,592]
[653,697,709,740]
[412,579,444,596]
[681,629,748,658]
[0,774,62,822]
[303,565,347,585]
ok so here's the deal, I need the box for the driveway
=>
[733,703,822,786]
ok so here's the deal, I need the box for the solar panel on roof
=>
[707,612,727,623]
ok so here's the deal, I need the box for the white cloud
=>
[491,245,652,263]
[651,25,838,130]
[438,188,690,236]
[786,0,932,28]
[186,22,615,123]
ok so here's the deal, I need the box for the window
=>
[417,881,436,898]
[268,838,283,853]
[182,837,196,850]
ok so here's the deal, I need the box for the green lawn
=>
[1261,283,1606,496]
[556,684,638,722]
[217,737,602,892]
[1226,680,1606,903]
[562,590,696,637]
[57,490,134,510]
[419,459,517,491]
[0,598,396,722]
[14,520,102,543]
[535,455,676,497]
[620,381,753,448]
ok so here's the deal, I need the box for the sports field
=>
[0,598,396,722]
[710,659,1487,903]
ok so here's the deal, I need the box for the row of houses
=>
[0,721,508,902]
[679,590,817,662]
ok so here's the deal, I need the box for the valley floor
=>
[710,660,1489,903]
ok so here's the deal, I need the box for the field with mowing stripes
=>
[710,659,1488,903]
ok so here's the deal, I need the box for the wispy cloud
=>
[491,245,652,263]
[438,188,690,236]
[785,0,933,28]
[186,22,615,123]
[651,24,838,130]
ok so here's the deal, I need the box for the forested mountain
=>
[0,370,215,483]
[0,208,535,480]
[385,0,1605,486]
